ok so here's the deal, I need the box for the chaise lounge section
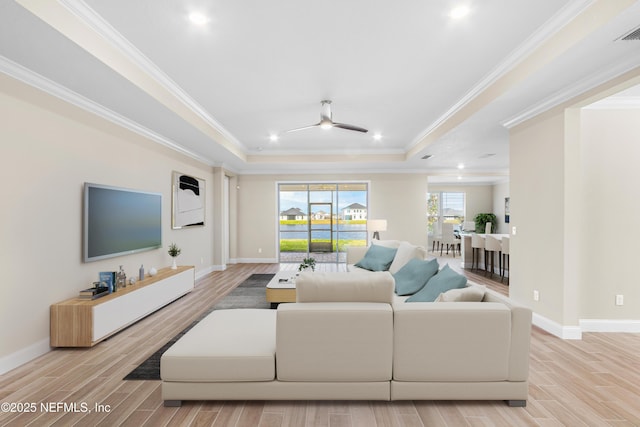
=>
[161,271,532,406]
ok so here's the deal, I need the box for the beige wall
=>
[236,173,429,260]
[509,69,640,334]
[0,75,216,370]
[580,109,640,319]
[510,110,567,322]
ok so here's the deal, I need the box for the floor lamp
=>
[368,219,387,240]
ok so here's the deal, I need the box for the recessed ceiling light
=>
[269,134,279,142]
[457,176,462,180]
[457,163,465,169]
[188,12,209,25]
[373,133,383,141]
[450,5,470,19]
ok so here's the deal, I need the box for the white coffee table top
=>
[266,271,298,289]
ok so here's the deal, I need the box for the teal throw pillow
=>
[354,244,398,272]
[406,264,467,302]
[393,258,439,296]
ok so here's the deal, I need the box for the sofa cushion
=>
[406,264,467,302]
[393,258,439,296]
[296,271,394,304]
[277,303,393,382]
[354,244,398,271]
[436,284,486,302]
[388,242,428,274]
[161,309,276,382]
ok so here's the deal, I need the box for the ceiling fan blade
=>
[333,122,369,133]
[285,123,320,133]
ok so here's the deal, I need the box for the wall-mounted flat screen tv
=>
[84,183,162,262]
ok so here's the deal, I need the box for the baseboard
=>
[236,258,279,264]
[532,313,582,340]
[579,319,640,333]
[0,338,50,375]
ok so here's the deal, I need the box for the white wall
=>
[0,75,215,373]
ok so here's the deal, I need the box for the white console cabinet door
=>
[92,269,193,342]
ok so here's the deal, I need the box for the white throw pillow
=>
[389,242,422,274]
[435,285,486,302]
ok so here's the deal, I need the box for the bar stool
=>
[501,236,510,284]
[484,222,492,234]
[470,233,485,271]
[484,235,502,278]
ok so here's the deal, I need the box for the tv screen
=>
[84,183,162,262]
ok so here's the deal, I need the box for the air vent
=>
[421,154,433,160]
[619,25,640,41]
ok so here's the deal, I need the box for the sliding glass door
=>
[278,182,368,264]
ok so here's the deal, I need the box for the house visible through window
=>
[427,192,465,235]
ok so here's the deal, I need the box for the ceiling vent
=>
[421,154,433,160]
[618,25,640,41]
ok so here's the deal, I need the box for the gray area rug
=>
[123,273,274,380]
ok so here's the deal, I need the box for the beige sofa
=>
[161,271,532,407]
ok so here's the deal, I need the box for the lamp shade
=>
[368,219,387,232]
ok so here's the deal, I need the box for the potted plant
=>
[168,243,181,269]
[474,213,497,234]
[298,257,316,272]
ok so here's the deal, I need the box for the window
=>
[278,182,368,264]
[427,192,465,235]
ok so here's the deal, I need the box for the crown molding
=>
[501,56,640,128]
[0,55,215,166]
[407,0,595,150]
[583,96,640,109]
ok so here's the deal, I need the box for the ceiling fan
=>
[285,100,368,134]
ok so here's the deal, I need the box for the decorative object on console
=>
[368,219,387,240]
[139,265,145,281]
[99,271,116,293]
[149,267,158,277]
[116,265,127,289]
[168,243,181,270]
[172,171,205,229]
[298,257,316,272]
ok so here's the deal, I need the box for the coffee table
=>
[265,271,298,308]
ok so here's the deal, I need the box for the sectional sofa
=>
[160,265,532,407]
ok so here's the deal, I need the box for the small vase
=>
[171,258,177,269]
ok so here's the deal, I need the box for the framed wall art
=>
[505,197,510,224]
[172,171,205,229]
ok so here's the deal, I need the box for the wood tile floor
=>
[1,262,640,426]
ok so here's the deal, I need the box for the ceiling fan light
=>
[320,121,333,130]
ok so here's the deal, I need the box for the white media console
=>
[50,266,195,347]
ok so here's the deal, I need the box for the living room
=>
[2,0,640,425]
